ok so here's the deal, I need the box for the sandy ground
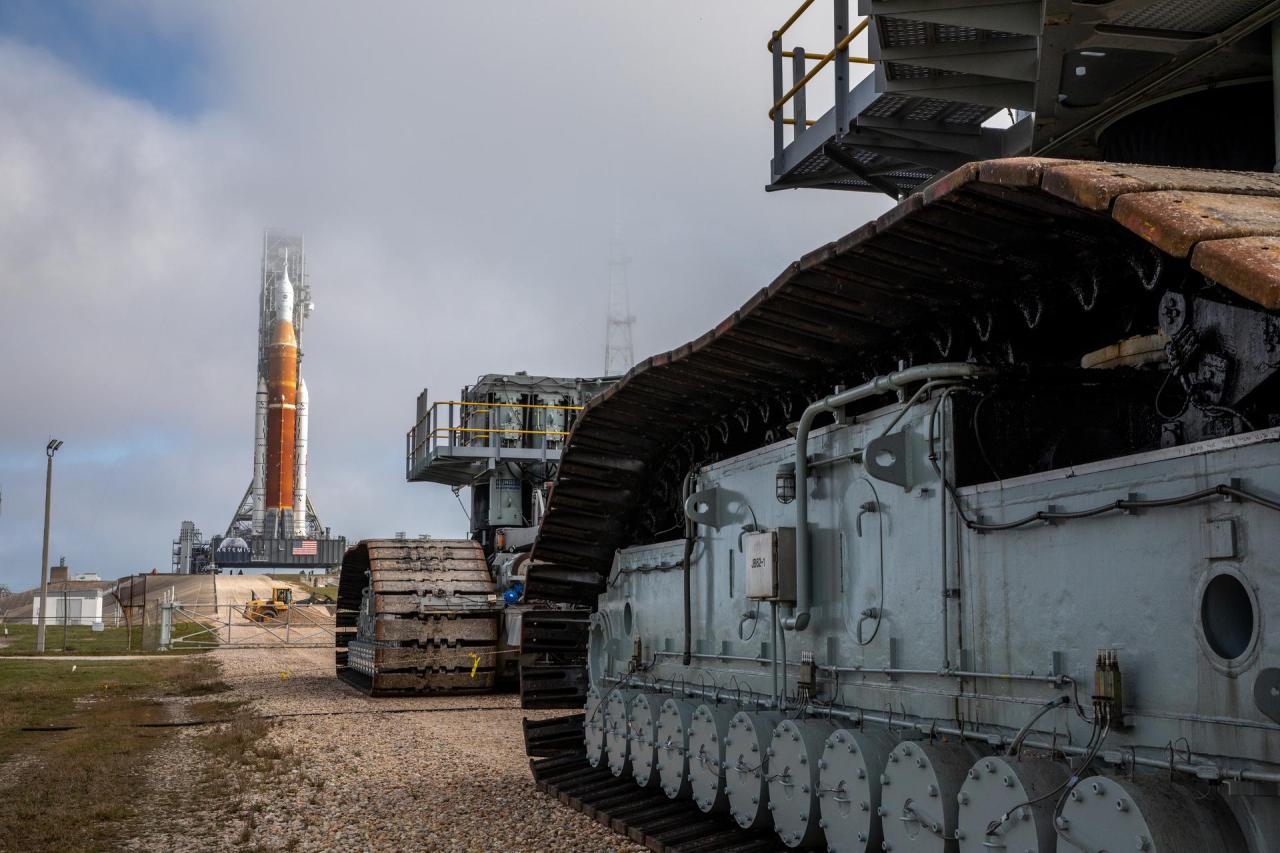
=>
[124,646,644,852]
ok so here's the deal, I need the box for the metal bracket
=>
[684,487,727,529]
[886,636,900,681]
[865,430,911,490]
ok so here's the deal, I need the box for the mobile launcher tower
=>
[204,231,345,572]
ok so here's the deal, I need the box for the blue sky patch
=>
[0,0,208,117]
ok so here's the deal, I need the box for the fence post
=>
[159,601,173,651]
[792,47,807,141]
[772,32,785,173]
[834,0,850,138]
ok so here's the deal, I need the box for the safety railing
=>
[407,399,584,474]
[768,0,871,165]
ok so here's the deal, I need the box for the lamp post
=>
[34,439,63,653]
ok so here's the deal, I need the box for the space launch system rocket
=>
[207,229,341,569]
[249,238,312,539]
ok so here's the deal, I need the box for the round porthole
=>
[1196,568,1261,675]
[623,602,634,637]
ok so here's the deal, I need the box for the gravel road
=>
[126,646,644,852]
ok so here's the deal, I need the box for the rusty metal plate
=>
[921,161,979,204]
[1042,162,1280,211]
[1191,236,1280,310]
[370,643,497,670]
[977,156,1077,188]
[374,613,499,644]
[1112,191,1280,257]
[371,670,496,692]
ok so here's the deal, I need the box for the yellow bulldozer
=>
[245,586,293,622]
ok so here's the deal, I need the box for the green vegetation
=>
[0,656,232,852]
[266,573,336,603]
[0,622,209,656]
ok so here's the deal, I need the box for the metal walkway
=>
[768,0,1280,195]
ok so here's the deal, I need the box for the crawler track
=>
[524,718,783,853]
[336,538,501,695]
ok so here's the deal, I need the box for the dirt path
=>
[122,646,642,852]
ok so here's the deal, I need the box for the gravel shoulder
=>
[123,646,643,852]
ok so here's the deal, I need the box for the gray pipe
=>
[783,362,996,632]
[682,470,696,665]
[771,601,780,706]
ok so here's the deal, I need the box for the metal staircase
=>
[769,0,1280,197]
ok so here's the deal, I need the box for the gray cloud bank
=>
[0,2,887,588]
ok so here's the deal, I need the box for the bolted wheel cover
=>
[656,698,696,800]
[819,726,895,853]
[767,718,839,848]
[879,740,974,853]
[604,689,637,777]
[584,685,605,768]
[956,755,1065,853]
[628,693,665,788]
[724,711,783,830]
[1057,774,1248,853]
[688,703,737,813]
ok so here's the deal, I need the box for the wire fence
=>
[151,602,335,651]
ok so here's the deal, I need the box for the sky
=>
[0,1,889,590]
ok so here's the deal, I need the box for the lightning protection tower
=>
[604,231,635,376]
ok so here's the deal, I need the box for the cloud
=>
[0,3,888,589]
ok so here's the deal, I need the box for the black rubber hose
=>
[682,469,696,666]
[682,533,694,666]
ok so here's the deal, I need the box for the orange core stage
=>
[265,318,298,510]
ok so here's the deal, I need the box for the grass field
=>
[0,622,208,656]
[0,655,233,852]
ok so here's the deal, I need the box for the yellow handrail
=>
[431,400,584,412]
[432,426,572,438]
[785,49,875,65]
[767,0,818,50]
[768,16,871,121]
[784,118,818,127]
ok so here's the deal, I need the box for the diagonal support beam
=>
[825,141,914,198]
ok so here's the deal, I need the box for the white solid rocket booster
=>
[252,377,268,534]
[293,377,309,536]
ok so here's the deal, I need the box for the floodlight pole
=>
[34,439,62,653]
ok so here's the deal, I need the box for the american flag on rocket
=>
[292,540,318,556]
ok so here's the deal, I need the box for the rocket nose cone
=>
[257,378,268,393]
[276,256,296,321]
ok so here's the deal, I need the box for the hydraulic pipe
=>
[771,601,780,706]
[681,470,696,665]
[783,362,995,631]
[938,390,950,669]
